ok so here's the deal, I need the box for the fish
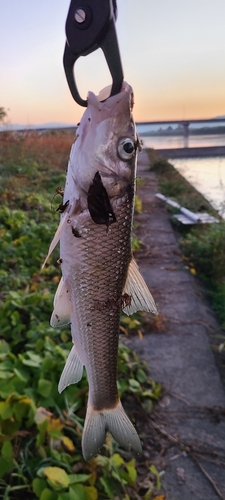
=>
[43,82,158,461]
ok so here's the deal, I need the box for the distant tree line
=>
[143,125,225,137]
[0,107,7,122]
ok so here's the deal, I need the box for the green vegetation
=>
[0,131,162,499]
[149,152,225,335]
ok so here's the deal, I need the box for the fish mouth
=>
[87,82,134,122]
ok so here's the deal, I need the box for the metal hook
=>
[63,0,123,106]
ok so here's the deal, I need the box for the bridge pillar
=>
[182,122,190,148]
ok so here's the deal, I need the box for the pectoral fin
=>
[122,258,158,315]
[50,277,72,327]
[42,212,69,268]
[42,198,80,268]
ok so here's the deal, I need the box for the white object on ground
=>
[155,193,219,225]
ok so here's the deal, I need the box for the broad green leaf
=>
[153,383,162,400]
[32,478,47,497]
[143,399,153,414]
[99,477,115,499]
[48,430,62,440]
[1,440,13,459]
[112,453,124,466]
[38,379,53,398]
[69,474,90,485]
[128,379,141,391]
[70,484,87,500]
[0,456,14,479]
[86,472,97,487]
[0,402,14,420]
[112,469,125,484]
[42,357,55,371]
[142,390,153,398]
[11,310,21,326]
[21,351,42,368]
[47,418,63,432]
[40,488,56,500]
[92,455,109,467]
[36,338,45,351]
[84,486,98,500]
[14,400,31,421]
[21,358,42,368]
[0,370,13,379]
[149,464,158,476]
[13,367,30,382]
[0,359,13,372]
[136,368,147,383]
[58,494,71,500]
[126,459,137,483]
[43,467,70,488]
[61,436,75,452]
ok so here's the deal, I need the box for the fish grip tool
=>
[63,0,124,106]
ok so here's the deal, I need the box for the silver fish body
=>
[44,83,158,460]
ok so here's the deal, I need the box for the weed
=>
[0,132,162,499]
[180,223,225,327]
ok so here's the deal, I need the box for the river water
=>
[137,131,225,218]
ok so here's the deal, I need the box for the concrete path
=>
[127,149,225,499]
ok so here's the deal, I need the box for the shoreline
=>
[155,145,225,158]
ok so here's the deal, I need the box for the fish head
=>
[70,82,138,199]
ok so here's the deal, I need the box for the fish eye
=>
[118,138,135,161]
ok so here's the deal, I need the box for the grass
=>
[0,131,162,500]
[149,150,225,339]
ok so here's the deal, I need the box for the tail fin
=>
[82,400,142,461]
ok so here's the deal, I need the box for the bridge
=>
[136,118,225,148]
[136,117,225,157]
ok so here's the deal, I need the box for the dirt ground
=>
[126,149,225,500]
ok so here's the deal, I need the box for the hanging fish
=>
[43,82,158,460]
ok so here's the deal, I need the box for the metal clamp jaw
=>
[63,0,124,106]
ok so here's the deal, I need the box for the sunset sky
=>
[1,0,225,126]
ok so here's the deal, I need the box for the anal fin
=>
[58,344,83,393]
[122,258,158,315]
